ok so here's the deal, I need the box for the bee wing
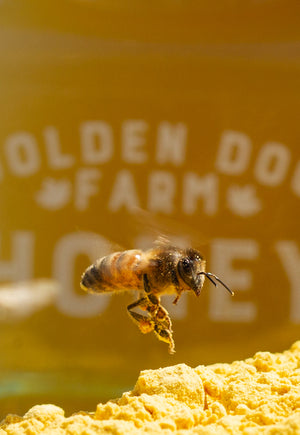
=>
[82,208,210,255]
[128,207,210,249]
[153,235,172,247]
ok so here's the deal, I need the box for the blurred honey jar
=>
[0,0,299,418]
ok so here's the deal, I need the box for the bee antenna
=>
[199,272,234,296]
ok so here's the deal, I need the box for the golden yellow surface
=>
[2,342,300,434]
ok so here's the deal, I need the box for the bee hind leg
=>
[127,275,176,353]
[143,274,176,354]
[152,303,175,354]
[153,324,175,355]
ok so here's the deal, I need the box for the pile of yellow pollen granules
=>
[1,341,300,434]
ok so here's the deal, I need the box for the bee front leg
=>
[127,297,155,334]
[172,290,183,305]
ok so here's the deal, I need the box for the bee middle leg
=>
[127,297,156,334]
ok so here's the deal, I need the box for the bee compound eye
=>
[182,258,191,272]
[178,257,194,283]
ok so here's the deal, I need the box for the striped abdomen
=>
[80,250,145,294]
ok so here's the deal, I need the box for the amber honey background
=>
[0,0,299,418]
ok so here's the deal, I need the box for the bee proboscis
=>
[80,241,234,354]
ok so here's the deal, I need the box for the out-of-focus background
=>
[0,0,299,418]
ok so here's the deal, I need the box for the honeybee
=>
[80,239,234,354]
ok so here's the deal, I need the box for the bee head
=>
[177,249,205,296]
[178,248,234,297]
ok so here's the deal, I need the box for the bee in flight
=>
[80,240,234,354]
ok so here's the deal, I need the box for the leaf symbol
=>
[35,177,72,210]
[227,184,262,217]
